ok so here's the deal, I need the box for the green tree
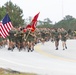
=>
[43,18,52,25]
[0,1,25,27]
[54,15,76,30]
[0,6,6,20]
[63,15,74,20]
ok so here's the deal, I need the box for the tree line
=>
[0,1,76,31]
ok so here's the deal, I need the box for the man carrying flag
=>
[24,12,40,52]
[0,14,13,38]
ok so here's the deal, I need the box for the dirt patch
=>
[0,68,37,75]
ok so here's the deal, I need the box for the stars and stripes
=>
[0,14,13,38]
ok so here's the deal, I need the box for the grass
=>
[0,68,37,75]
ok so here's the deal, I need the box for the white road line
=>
[0,57,45,70]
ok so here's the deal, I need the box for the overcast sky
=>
[0,0,76,23]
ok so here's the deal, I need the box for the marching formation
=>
[0,27,76,52]
[0,13,76,52]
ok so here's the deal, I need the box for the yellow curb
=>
[35,44,76,63]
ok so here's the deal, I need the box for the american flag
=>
[0,14,13,38]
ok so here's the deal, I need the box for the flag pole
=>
[25,29,31,41]
[24,12,40,41]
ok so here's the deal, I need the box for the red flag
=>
[0,14,13,38]
[23,24,32,32]
[31,12,40,31]
[32,12,40,22]
[25,12,40,32]
[26,24,32,29]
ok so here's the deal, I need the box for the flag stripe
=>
[0,24,8,37]
[0,24,6,38]
[0,14,13,38]
[4,24,9,32]
[0,30,5,38]
[9,22,13,28]
[2,24,9,35]
[7,23,11,30]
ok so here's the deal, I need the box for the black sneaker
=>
[63,48,65,50]
[31,49,34,52]
[11,48,13,51]
[65,46,67,49]
[56,48,58,50]
[8,47,11,50]
[28,48,31,52]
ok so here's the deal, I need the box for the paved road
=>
[0,39,76,75]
